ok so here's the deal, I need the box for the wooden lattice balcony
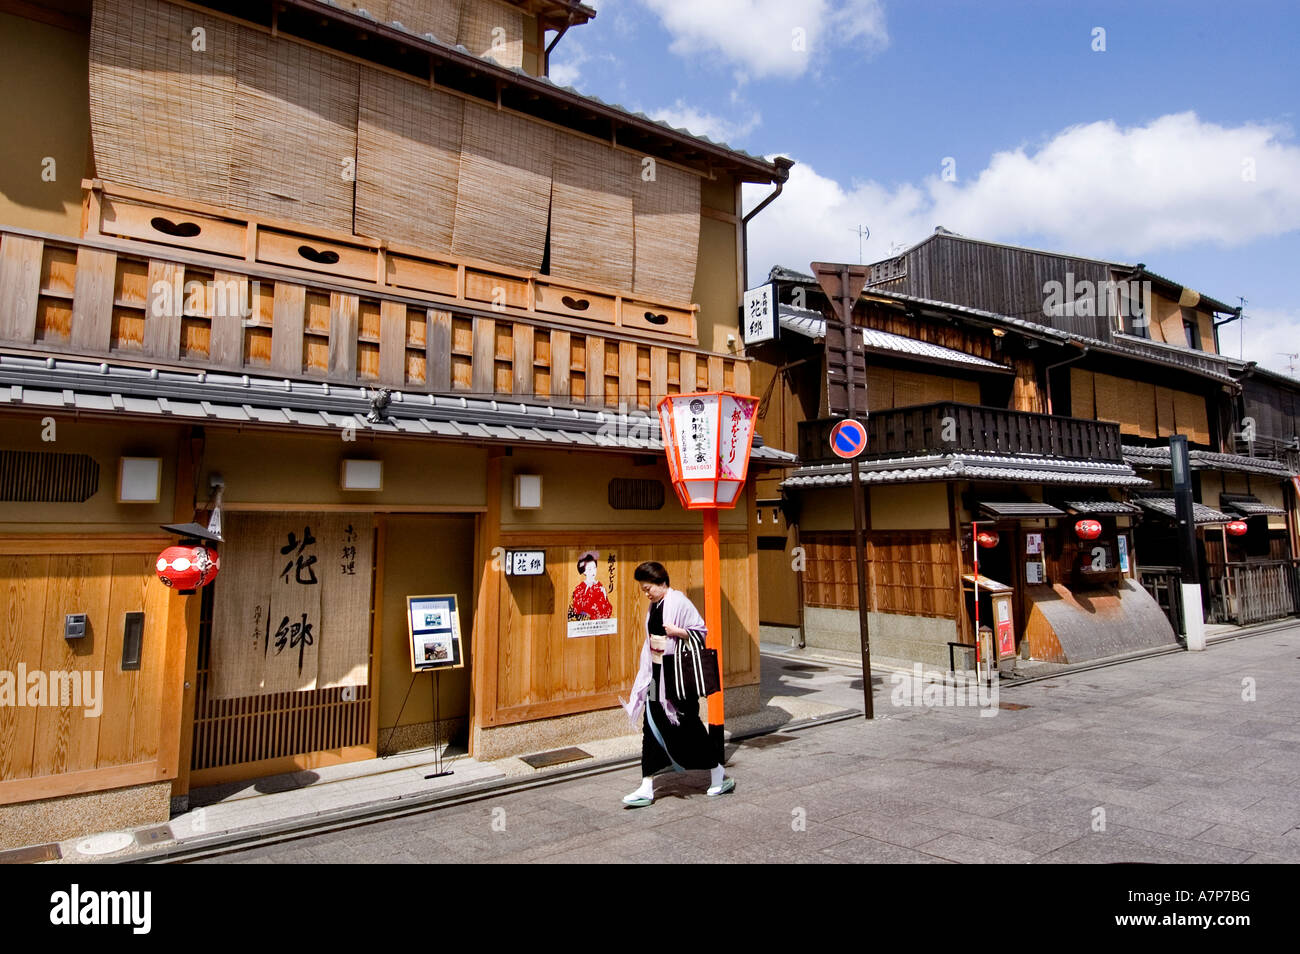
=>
[0,182,751,410]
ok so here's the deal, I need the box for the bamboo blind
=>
[452,102,554,270]
[549,134,635,291]
[355,68,464,253]
[228,30,360,233]
[191,585,374,776]
[458,0,524,68]
[89,0,238,209]
[625,152,701,304]
[210,513,375,699]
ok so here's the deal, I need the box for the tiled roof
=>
[1063,498,1143,515]
[1219,494,1286,517]
[782,453,1149,490]
[776,305,1009,372]
[1123,445,1296,478]
[0,353,796,463]
[769,267,1241,385]
[1132,495,1232,524]
[978,501,1066,518]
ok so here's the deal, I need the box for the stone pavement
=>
[204,623,1300,864]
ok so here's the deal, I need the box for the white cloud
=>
[745,111,1300,277]
[639,0,889,80]
[649,99,761,144]
[1235,306,1300,379]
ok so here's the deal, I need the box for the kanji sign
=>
[741,282,777,344]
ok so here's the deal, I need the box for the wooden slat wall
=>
[801,530,958,619]
[0,540,172,804]
[484,534,757,726]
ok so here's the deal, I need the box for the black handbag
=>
[673,629,721,697]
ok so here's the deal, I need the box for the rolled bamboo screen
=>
[337,1,463,43]
[458,0,524,68]
[91,0,703,307]
[628,154,701,304]
[549,135,634,291]
[89,0,238,209]
[227,30,360,234]
[355,67,464,253]
[452,101,554,271]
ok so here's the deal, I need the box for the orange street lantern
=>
[1075,519,1103,540]
[657,392,759,510]
[1226,520,1248,536]
[976,529,1001,549]
[657,390,759,763]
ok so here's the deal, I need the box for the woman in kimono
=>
[620,561,734,807]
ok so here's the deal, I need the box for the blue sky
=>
[552,0,1300,375]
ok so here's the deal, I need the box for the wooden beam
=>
[0,234,42,344]
[427,308,452,391]
[70,247,116,352]
[379,299,406,386]
[328,292,359,381]
[269,282,306,375]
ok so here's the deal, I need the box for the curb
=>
[119,708,863,864]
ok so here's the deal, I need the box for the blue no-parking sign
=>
[830,419,868,459]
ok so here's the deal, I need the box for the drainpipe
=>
[741,157,794,287]
[1043,343,1090,416]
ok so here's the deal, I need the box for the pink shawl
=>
[620,588,706,727]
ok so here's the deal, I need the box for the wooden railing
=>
[1208,560,1300,626]
[798,402,1124,463]
[0,220,749,411]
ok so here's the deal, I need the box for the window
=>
[1182,308,1202,349]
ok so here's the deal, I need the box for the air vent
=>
[608,478,665,510]
[0,451,100,502]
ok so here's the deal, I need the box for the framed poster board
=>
[407,594,464,671]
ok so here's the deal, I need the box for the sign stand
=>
[812,262,873,719]
[424,672,453,779]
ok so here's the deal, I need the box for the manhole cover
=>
[743,734,796,748]
[781,663,829,673]
[520,746,592,769]
[76,832,134,856]
[135,825,175,847]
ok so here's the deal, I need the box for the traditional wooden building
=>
[750,231,1299,669]
[0,0,792,847]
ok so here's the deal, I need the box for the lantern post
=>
[657,391,760,764]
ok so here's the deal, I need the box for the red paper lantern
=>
[976,530,1000,548]
[156,545,220,591]
[1075,519,1102,540]
[1226,520,1248,537]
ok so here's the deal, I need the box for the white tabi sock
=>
[710,765,725,787]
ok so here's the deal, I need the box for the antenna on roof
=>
[849,225,870,264]
[1239,296,1248,360]
[1277,352,1299,376]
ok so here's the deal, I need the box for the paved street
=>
[206,626,1300,864]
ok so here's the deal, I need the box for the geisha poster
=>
[567,550,617,638]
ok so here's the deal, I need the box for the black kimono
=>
[641,598,716,775]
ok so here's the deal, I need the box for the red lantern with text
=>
[1226,520,1248,537]
[156,545,220,592]
[1075,519,1102,540]
[976,530,1000,549]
